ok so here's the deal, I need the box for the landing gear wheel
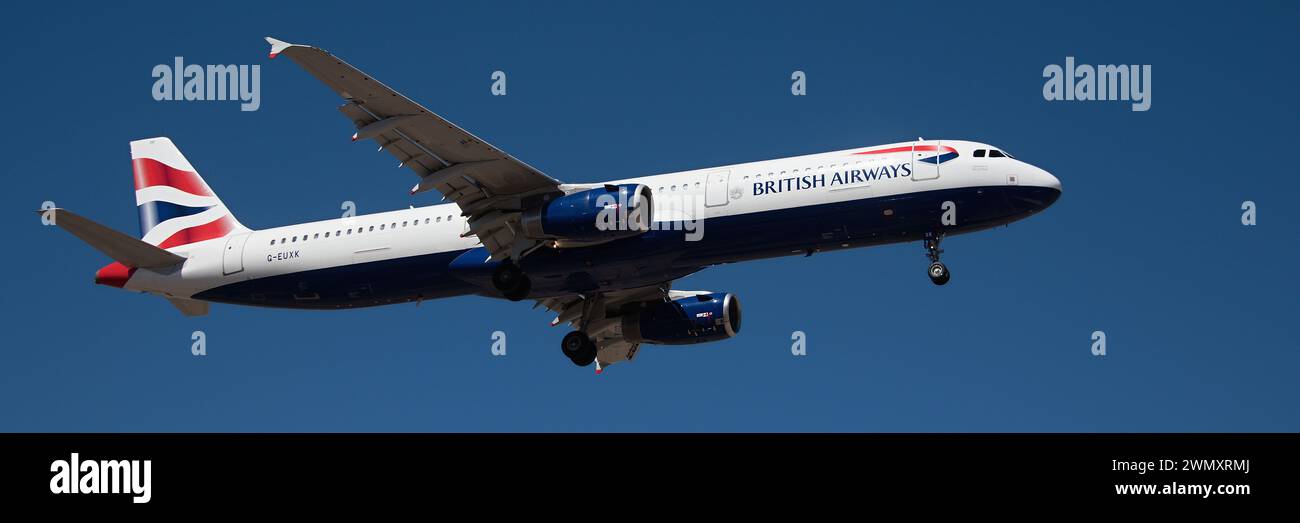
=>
[923,233,950,286]
[561,331,597,367]
[928,261,950,286]
[492,262,532,301]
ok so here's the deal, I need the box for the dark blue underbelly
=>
[194,185,1058,309]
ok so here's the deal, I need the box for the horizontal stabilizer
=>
[39,208,186,268]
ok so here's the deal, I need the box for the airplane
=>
[43,37,1061,371]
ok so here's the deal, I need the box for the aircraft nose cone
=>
[1007,166,1061,213]
[1025,166,1061,209]
[1041,168,1062,192]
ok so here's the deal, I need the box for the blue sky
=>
[2,1,1296,431]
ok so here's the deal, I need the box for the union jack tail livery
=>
[131,137,247,248]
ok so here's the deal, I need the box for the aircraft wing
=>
[266,37,563,261]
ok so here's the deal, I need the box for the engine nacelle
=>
[621,292,742,345]
[521,184,652,243]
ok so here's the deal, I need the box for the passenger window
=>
[436,216,442,223]
[347,229,352,234]
[380,224,385,230]
[292,236,297,242]
[270,239,276,245]
[369,226,374,231]
[325,232,330,238]
[281,238,286,243]
[314,233,320,239]
[424,218,430,224]
[989,150,1005,158]
[974,149,986,158]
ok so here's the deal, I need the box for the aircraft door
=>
[911,141,944,181]
[222,233,250,275]
[705,170,730,207]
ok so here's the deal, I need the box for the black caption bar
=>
[0,434,1294,509]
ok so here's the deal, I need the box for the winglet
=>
[265,36,297,59]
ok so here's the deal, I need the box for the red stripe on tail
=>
[132,158,214,197]
[155,215,237,249]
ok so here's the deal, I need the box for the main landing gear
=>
[492,261,532,301]
[924,233,951,286]
[561,331,598,367]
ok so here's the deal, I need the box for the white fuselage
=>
[121,140,1060,306]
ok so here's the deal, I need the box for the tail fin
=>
[131,137,249,248]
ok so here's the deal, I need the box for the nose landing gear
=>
[924,234,950,286]
[561,331,598,367]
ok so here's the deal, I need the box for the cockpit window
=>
[973,149,986,158]
[988,149,1006,158]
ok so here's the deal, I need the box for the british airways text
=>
[752,162,912,196]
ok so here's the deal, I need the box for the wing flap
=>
[166,297,210,317]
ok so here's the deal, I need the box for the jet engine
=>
[621,292,742,345]
[521,184,652,243]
